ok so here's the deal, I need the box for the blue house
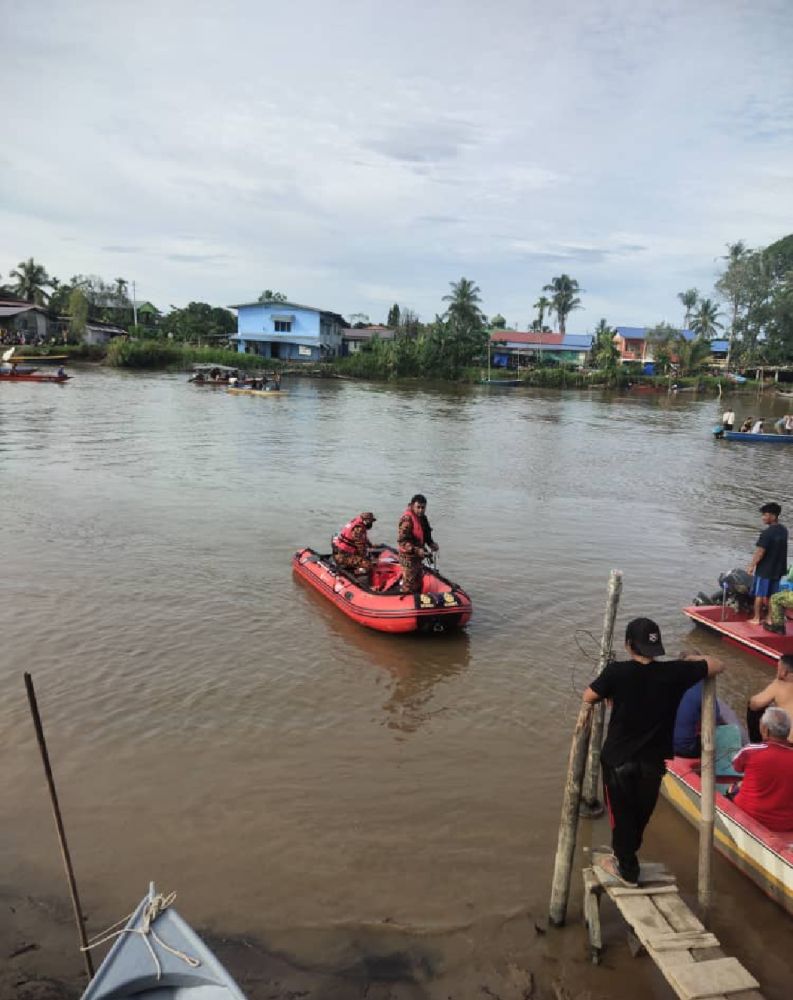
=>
[230,299,348,361]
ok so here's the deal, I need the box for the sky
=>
[2,0,792,330]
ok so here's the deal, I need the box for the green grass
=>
[104,340,284,370]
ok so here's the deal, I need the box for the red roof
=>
[490,331,563,346]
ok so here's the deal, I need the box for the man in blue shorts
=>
[747,502,788,625]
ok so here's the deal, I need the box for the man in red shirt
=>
[732,707,793,832]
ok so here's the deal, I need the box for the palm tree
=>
[9,257,53,304]
[690,297,724,340]
[442,277,484,326]
[675,333,713,376]
[542,274,582,335]
[533,295,551,331]
[677,288,699,329]
[592,319,620,378]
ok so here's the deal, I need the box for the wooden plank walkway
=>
[583,852,764,999]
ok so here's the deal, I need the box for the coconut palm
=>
[9,257,53,304]
[677,288,699,329]
[542,274,582,335]
[690,297,724,340]
[443,277,484,325]
[675,333,713,376]
[592,319,620,377]
[533,295,551,331]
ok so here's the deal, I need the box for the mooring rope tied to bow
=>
[81,890,200,980]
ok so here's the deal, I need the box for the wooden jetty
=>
[584,851,764,999]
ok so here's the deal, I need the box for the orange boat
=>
[683,604,793,666]
[292,545,472,633]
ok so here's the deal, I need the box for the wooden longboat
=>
[682,604,793,665]
[715,429,793,444]
[662,757,793,917]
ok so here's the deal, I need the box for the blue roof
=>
[562,334,593,348]
[710,339,729,352]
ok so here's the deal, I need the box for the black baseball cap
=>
[625,617,665,657]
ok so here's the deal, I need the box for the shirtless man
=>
[747,655,793,743]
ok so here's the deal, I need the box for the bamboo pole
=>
[24,673,94,979]
[580,570,623,817]
[549,702,593,927]
[697,676,716,916]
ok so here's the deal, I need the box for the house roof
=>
[230,299,349,326]
[490,331,592,350]
[710,339,729,352]
[343,326,395,341]
[615,326,696,342]
[0,303,41,318]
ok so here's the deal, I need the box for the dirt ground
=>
[1,885,604,1000]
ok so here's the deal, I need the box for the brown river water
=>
[1,368,792,998]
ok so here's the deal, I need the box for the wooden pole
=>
[24,673,94,979]
[549,702,593,927]
[697,676,716,916]
[580,570,623,817]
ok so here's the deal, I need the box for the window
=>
[275,320,292,333]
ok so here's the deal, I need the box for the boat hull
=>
[80,886,247,999]
[720,430,793,444]
[682,604,793,664]
[0,372,69,383]
[662,758,793,916]
[293,546,472,633]
[227,387,287,396]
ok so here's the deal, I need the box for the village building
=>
[489,331,593,368]
[0,297,52,342]
[612,326,695,366]
[230,299,348,361]
[341,325,395,356]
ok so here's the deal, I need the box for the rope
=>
[81,890,200,980]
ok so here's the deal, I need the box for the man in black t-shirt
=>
[583,618,725,886]
[747,502,788,624]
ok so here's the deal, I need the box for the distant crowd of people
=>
[722,408,793,434]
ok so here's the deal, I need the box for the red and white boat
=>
[292,545,472,634]
[683,604,793,666]
[662,756,793,916]
[1,348,70,382]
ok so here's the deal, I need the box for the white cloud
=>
[1,0,792,327]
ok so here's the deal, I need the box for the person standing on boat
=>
[730,707,793,831]
[582,618,724,887]
[332,512,377,577]
[397,494,439,594]
[722,408,735,431]
[747,502,788,625]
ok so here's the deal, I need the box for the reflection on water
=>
[1,369,792,997]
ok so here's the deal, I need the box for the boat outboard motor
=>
[693,568,754,612]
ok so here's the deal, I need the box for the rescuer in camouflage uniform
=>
[333,512,376,576]
[398,494,439,594]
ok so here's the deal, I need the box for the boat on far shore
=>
[1,348,70,382]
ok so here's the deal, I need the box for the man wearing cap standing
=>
[332,512,377,577]
[583,618,725,887]
[747,502,788,625]
[397,494,439,594]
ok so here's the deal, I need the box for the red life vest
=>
[333,515,369,555]
[398,508,424,554]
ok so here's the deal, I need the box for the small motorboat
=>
[80,884,247,999]
[292,544,472,633]
[0,347,69,381]
[663,754,793,917]
[713,427,793,444]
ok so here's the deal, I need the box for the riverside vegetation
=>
[3,232,791,386]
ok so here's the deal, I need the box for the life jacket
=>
[398,508,424,554]
[333,515,368,555]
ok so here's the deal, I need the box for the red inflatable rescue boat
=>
[292,545,472,633]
